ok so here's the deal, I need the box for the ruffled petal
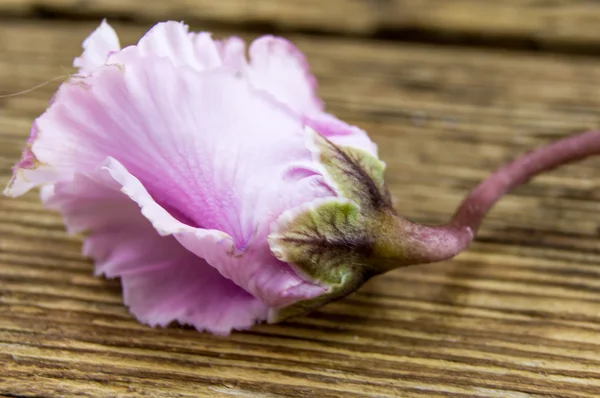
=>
[8,54,331,307]
[73,19,120,74]
[216,36,247,70]
[242,36,381,156]
[42,172,268,334]
[247,36,323,115]
[109,21,221,71]
[99,23,325,121]
[101,157,327,307]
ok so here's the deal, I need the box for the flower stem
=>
[403,129,600,265]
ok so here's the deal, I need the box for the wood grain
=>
[5,0,600,47]
[2,19,600,397]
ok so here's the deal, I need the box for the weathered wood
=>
[5,0,600,47]
[2,20,600,397]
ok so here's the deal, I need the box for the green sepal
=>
[309,129,392,212]
[267,130,401,322]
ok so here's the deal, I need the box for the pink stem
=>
[406,130,600,264]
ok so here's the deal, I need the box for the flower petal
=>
[105,23,323,118]
[216,36,247,69]
[42,172,268,334]
[247,36,323,115]
[101,157,327,308]
[10,54,330,307]
[109,21,221,71]
[244,36,379,156]
[73,19,120,74]
[304,112,379,156]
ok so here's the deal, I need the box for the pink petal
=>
[43,172,268,334]
[247,36,323,115]
[109,21,221,71]
[102,157,327,308]
[73,19,120,74]
[304,112,379,156]
[105,23,323,118]
[9,54,330,307]
[214,32,379,157]
[216,36,247,70]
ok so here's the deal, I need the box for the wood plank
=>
[4,0,600,46]
[2,20,600,397]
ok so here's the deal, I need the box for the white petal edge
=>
[73,19,121,74]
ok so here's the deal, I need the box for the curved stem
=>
[405,130,600,264]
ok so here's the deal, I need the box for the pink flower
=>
[8,20,596,335]
[4,20,385,334]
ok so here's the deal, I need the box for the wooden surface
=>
[2,7,600,398]
[6,0,600,47]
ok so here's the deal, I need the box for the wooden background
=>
[2,1,600,397]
